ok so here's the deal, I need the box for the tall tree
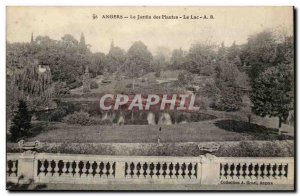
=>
[9,100,32,142]
[79,33,87,53]
[105,43,126,73]
[124,41,153,87]
[250,63,293,133]
[170,48,185,70]
[212,42,244,111]
[241,31,278,82]
[186,43,216,75]
[227,41,242,67]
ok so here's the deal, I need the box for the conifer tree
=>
[9,100,32,142]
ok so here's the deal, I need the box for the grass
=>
[24,119,293,143]
[7,119,294,157]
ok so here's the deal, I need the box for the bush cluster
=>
[63,111,112,126]
[90,81,99,89]
[216,141,294,157]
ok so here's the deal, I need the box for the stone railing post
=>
[18,151,36,184]
[115,161,126,179]
[199,154,219,185]
[288,161,294,181]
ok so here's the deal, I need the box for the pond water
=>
[103,110,217,125]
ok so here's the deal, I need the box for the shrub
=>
[35,101,80,122]
[100,119,113,125]
[63,111,113,126]
[63,111,91,126]
[212,86,242,111]
[68,80,82,90]
[177,71,192,86]
[48,108,68,122]
[216,141,294,157]
[90,81,99,89]
[125,83,141,89]
[199,96,210,110]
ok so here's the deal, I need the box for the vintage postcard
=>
[6,6,295,191]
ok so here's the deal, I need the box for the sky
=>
[6,6,293,54]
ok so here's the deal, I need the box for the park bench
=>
[198,143,220,153]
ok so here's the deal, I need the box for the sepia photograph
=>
[5,6,295,191]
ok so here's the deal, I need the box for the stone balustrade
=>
[218,157,294,184]
[6,152,294,185]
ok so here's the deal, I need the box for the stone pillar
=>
[115,161,126,179]
[18,151,36,184]
[199,154,219,185]
[288,161,294,180]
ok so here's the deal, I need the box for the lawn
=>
[26,119,293,143]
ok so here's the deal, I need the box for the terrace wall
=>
[7,152,294,185]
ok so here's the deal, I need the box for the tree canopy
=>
[250,63,293,129]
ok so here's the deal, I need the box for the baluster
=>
[249,163,253,179]
[264,163,269,179]
[133,162,138,178]
[95,162,100,177]
[146,163,151,179]
[228,163,232,179]
[254,163,259,179]
[183,163,187,178]
[252,162,256,179]
[283,164,288,178]
[53,160,60,177]
[11,161,17,177]
[74,161,80,177]
[152,162,157,179]
[220,163,224,179]
[40,160,46,176]
[6,161,10,173]
[142,162,147,178]
[278,163,283,179]
[102,162,107,178]
[223,163,228,179]
[251,163,255,179]
[156,162,161,179]
[236,163,241,179]
[112,162,116,177]
[106,162,112,178]
[257,163,261,179]
[274,163,279,179]
[253,162,257,179]
[268,163,273,179]
[194,163,198,179]
[182,163,187,179]
[6,161,10,174]
[178,163,183,179]
[245,163,250,180]
[125,162,130,179]
[137,162,142,178]
[232,163,237,179]
[170,163,175,179]
[86,161,92,178]
[82,161,88,177]
[187,163,193,179]
[62,160,68,176]
[260,164,265,179]
[165,162,170,179]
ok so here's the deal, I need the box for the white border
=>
[1,0,299,195]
